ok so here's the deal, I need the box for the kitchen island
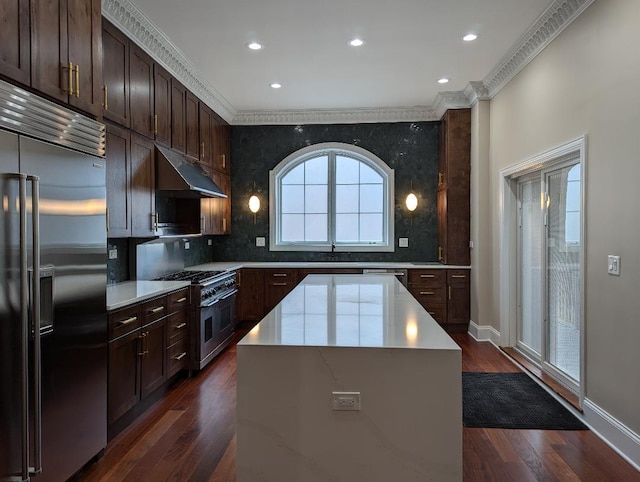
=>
[237,274,462,482]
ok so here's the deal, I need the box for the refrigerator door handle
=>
[30,175,43,475]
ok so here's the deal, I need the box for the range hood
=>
[155,145,227,198]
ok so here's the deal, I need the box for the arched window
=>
[269,143,394,251]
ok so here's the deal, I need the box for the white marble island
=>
[237,275,462,482]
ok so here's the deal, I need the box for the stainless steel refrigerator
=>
[0,80,107,481]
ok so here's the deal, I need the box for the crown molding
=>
[103,0,593,126]
[483,0,596,97]
[102,0,236,123]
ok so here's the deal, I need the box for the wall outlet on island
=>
[332,391,361,411]
[256,237,266,247]
[108,248,117,260]
[399,237,409,248]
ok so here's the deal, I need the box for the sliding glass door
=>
[516,161,582,392]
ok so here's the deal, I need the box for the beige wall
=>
[481,0,640,434]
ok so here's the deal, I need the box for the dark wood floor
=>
[75,328,640,481]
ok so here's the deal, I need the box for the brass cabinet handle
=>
[175,322,187,329]
[65,62,73,94]
[154,212,159,232]
[200,215,206,231]
[73,64,80,97]
[175,352,187,361]
[176,297,187,303]
[118,316,138,326]
[420,274,435,278]
[222,218,227,232]
[419,291,434,295]
[428,311,436,315]
[154,115,158,135]
[438,172,444,185]
[272,273,288,277]
[138,332,148,356]
[438,246,443,260]
[451,274,467,279]
[272,282,287,286]
[449,286,452,300]
[106,207,110,232]
[220,154,226,169]
[103,85,108,109]
[201,142,205,160]
[150,306,165,314]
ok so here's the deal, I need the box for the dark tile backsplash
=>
[211,121,440,262]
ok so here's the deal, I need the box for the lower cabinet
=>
[235,269,265,323]
[107,287,190,427]
[264,269,298,314]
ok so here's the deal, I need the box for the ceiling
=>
[105,0,589,123]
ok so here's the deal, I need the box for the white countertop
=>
[239,274,460,351]
[189,261,470,272]
[107,280,191,311]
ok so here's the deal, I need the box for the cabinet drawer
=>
[409,286,446,304]
[447,270,469,284]
[408,269,446,286]
[140,297,167,325]
[265,269,298,281]
[166,310,189,346]
[167,288,190,314]
[108,305,141,340]
[167,337,188,378]
[422,302,447,324]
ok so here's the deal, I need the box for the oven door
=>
[196,289,237,369]
[216,289,237,345]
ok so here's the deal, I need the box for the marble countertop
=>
[189,261,470,272]
[107,280,191,311]
[239,274,460,351]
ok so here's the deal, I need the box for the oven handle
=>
[219,288,238,301]
[199,288,238,308]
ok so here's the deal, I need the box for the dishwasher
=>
[362,268,408,287]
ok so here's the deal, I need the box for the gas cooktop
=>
[154,270,225,284]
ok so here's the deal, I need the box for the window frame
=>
[269,142,395,252]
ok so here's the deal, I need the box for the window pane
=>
[281,214,304,241]
[360,184,383,213]
[565,181,580,212]
[336,185,358,213]
[281,185,304,213]
[305,156,328,184]
[282,163,304,184]
[360,214,383,241]
[565,212,580,244]
[336,156,359,184]
[336,214,358,242]
[360,163,382,184]
[304,214,327,242]
[305,185,328,214]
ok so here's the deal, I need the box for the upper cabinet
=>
[102,20,129,127]
[212,114,230,175]
[170,78,187,154]
[153,64,171,146]
[437,109,471,266]
[185,91,199,160]
[31,0,102,117]
[198,102,213,168]
[0,0,30,85]
[129,44,154,138]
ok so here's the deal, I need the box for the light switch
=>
[108,248,117,260]
[607,255,620,276]
[399,237,409,248]
[256,237,266,247]
[207,239,212,246]
[184,241,190,250]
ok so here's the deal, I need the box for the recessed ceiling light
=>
[463,34,478,42]
[247,42,263,50]
[437,78,450,84]
[270,83,282,89]
[349,38,364,47]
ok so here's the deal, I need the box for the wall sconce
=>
[405,192,418,212]
[248,194,260,224]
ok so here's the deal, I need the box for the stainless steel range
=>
[156,270,237,370]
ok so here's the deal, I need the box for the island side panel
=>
[237,344,462,482]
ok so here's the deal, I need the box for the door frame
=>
[498,136,587,404]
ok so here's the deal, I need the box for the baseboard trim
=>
[468,320,501,346]
[582,398,640,471]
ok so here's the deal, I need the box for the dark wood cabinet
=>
[210,171,231,234]
[129,44,154,138]
[130,133,156,237]
[236,269,265,323]
[185,91,199,160]
[171,78,186,153]
[165,288,190,378]
[102,20,129,126]
[153,64,171,145]
[407,269,447,324]
[140,318,167,398]
[105,123,131,237]
[438,109,471,265]
[446,270,470,327]
[198,102,212,167]
[107,328,141,424]
[211,114,231,174]
[30,0,102,116]
[264,269,298,314]
[0,0,30,85]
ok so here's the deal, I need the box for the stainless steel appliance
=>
[0,80,107,481]
[155,270,237,370]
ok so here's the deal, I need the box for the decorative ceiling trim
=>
[232,106,439,125]
[103,0,593,125]
[102,0,236,123]
[482,0,596,97]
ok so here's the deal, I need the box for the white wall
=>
[482,0,640,436]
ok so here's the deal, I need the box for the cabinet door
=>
[129,44,154,138]
[214,119,230,175]
[153,64,171,146]
[170,78,186,153]
[185,91,199,160]
[30,0,68,104]
[210,171,230,234]
[198,102,212,166]
[140,318,167,399]
[102,20,129,126]
[66,0,102,116]
[105,123,131,237]
[108,329,142,424]
[0,0,30,85]
[236,269,265,322]
[130,133,156,237]
[447,271,470,325]
[264,269,298,313]
[200,197,213,235]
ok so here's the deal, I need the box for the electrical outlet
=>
[184,241,190,250]
[256,237,266,247]
[332,391,361,411]
[108,249,117,260]
[608,255,620,275]
[207,239,212,246]
[399,237,409,248]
